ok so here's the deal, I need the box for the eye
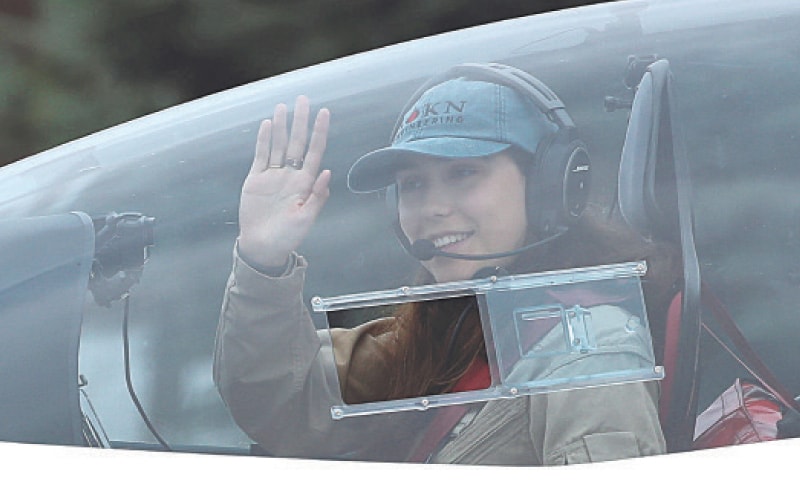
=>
[397,175,424,193]
[448,162,482,181]
[454,166,479,178]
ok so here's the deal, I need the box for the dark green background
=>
[0,0,611,167]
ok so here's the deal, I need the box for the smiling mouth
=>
[431,232,473,249]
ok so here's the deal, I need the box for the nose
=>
[419,183,455,218]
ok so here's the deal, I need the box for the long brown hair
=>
[387,293,484,400]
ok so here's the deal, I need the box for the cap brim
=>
[347,138,511,193]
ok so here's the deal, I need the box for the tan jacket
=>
[213,247,667,464]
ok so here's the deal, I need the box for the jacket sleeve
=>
[529,372,665,464]
[213,245,421,460]
[528,305,667,464]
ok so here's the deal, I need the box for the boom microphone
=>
[409,228,567,261]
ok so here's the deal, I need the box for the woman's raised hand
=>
[237,96,331,269]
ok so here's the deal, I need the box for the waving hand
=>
[237,96,331,269]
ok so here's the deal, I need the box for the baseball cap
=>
[347,76,558,193]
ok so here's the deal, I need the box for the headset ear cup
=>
[563,141,591,221]
[526,135,591,235]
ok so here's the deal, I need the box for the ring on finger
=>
[286,157,304,169]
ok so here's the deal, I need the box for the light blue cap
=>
[347,76,558,193]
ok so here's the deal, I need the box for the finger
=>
[303,108,330,177]
[269,103,289,168]
[301,169,332,216]
[251,119,272,173]
[285,96,310,165]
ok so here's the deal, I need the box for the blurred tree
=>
[0,0,612,166]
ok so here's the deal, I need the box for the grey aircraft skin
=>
[0,0,799,463]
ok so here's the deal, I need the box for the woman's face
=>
[396,152,529,283]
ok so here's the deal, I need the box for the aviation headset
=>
[384,63,591,253]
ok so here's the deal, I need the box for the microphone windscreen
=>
[410,239,437,261]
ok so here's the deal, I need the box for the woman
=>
[214,65,676,464]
